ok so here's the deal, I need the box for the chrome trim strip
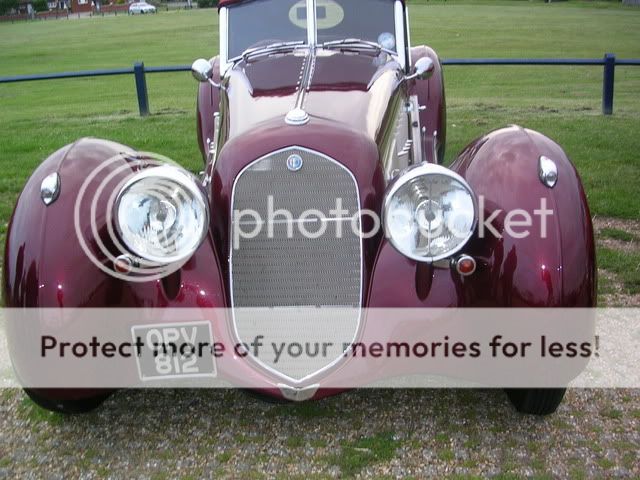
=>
[394,0,407,71]
[404,1,412,62]
[219,7,229,74]
[209,112,221,163]
[229,146,364,386]
[278,383,320,402]
[409,95,422,163]
[432,129,438,164]
[398,139,413,157]
[307,0,317,46]
[287,46,316,125]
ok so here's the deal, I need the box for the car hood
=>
[223,50,403,143]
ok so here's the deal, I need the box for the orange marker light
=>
[455,256,476,276]
[114,255,134,274]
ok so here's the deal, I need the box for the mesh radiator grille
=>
[230,148,362,308]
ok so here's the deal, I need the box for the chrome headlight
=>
[383,164,477,262]
[115,165,209,264]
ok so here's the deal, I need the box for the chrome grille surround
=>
[229,146,363,382]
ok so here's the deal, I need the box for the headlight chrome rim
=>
[382,163,478,263]
[114,165,209,265]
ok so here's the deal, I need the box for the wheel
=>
[505,388,566,415]
[24,389,111,414]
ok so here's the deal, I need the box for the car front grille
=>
[230,147,362,308]
[230,147,362,380]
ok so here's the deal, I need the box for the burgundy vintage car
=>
[4,0,595,415]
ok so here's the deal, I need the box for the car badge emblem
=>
[286,154,303,172]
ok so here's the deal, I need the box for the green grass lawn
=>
[0,1,639,228]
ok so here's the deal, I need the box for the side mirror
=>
[191,58,214,83]
[191,58,224,89]
[405,57,435,82]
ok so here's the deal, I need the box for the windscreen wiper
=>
[232,41,307,64]
[320,38,396,57]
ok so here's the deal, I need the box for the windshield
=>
[226,0,398,59]
[227,0,308,59]
[316,0,397,51]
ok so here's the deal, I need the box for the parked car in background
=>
[129,1,156,14]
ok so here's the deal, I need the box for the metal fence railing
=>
[1,54,639,117]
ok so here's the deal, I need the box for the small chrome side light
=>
[538,156,558,188]
[41,172,60,206]
[113,254,136,274]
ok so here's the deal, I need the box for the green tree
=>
[32,0,48,11]
[197,0,216,8]
[0,0,19,15]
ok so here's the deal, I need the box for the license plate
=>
[131,322,217,381]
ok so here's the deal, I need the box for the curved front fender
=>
[453,125,596,308]
[368,126,596,309]
[3,138,227,309]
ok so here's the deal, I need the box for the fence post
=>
[133,62,150,117]
[602,53,615,115]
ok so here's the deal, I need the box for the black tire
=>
[24,389,111,414]
[505,388,566,415]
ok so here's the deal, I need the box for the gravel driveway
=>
[0,388,638,478]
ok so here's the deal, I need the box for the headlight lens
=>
[383,164,477,262]
[115,165,209,264]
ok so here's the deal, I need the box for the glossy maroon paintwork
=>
[223,52,403,140]
[208,50,402,296]
[368,126,596,310]
[212,117,385,303]
[196,49,444,162]
[410,46,447,163]
[3,138,226,311]
[4,4,595,403]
